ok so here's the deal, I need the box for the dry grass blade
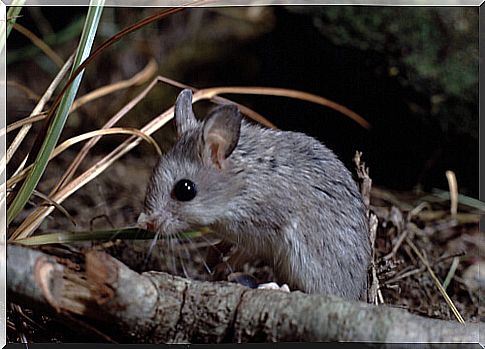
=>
[153,76,276,128]
[151,83,366,129]
[353,151,372,208]
[52,72,163,194]
[405,237,465,324]
[55,127,162,156]
[7,127,161,190]
[69,58,157,113]
[197,86,370,129]
[214,97,276,128]
[446,170,458,217]
[12,22,64,68]
[4,112,48,135]
[381,203,428,261]
[4,54,74,169]
[31,189,76,226]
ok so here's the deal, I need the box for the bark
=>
[7,244,483,345]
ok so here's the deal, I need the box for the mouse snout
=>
[137,211,179,235]
[137,212,160,232]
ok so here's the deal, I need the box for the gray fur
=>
[142,89,371,301]
[175,89,197,136]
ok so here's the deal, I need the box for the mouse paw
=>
[257,282,290,292]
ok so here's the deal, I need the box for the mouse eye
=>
[172,179,197,202]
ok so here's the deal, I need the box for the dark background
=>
[7,6,479,199]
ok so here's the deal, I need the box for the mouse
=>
[139,89,371,301]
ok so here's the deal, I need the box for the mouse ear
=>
[175,89,197,136]
[202,104,242,169]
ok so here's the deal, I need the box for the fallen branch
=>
[7,244,481,344]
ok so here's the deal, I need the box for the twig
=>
[353,151,372,210]
[353,152,381,304]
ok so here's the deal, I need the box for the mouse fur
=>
[141,89,371,300]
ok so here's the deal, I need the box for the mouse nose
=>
[137,212,158,232]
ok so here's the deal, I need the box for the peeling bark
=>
[7,244,482,345]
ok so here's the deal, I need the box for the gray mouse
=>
[140,89,371,301]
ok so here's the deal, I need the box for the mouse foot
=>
[257,282,290,292]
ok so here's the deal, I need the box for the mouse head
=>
[139,89,243,236]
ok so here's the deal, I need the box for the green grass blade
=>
[7,2,105,227]
[15,227,154,245]
[419,189,485,211]
[6,3,24,38]
[0,1,25,51]
[14,227,208,246]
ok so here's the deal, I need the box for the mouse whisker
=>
[182,234,214,275]
[168,233,178,275]
[196,234,235,275]
[143,230,161,270]
[176,241,190,279]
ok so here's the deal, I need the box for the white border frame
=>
[0,2,482,347]
[1,1,6,347]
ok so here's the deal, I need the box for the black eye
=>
[173,179,197,202]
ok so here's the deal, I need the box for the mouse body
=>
[141,89,371,300]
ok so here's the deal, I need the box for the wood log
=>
[6,244,482,345]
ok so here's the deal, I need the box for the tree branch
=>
[7,244,482,345]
